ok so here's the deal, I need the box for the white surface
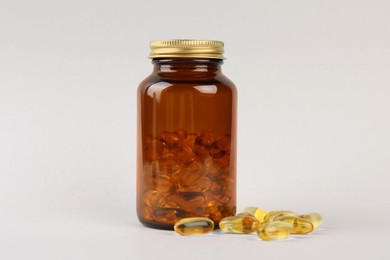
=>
[1,0,390,259]
[0,220,388,260]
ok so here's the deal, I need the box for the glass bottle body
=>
[136,58,237,230]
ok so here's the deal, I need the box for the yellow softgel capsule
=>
[220,215,259,234]
[174,217,214,236]
[274,216,314,234]
[257,221,292,241]
[242,207,267,223]
[263,210,299,223]
[299,213,323,229]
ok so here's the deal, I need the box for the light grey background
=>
[1,0,389,259]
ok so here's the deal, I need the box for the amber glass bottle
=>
[136,40,237,230]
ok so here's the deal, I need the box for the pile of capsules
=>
[173,207,322,241]
[140,130,236,224]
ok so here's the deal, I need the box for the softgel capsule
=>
[273,216,314,234]
[299,213,323,230]
[219,215,259,234]
[174,217,214,236]
[257,221,293,241]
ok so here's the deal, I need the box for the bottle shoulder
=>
[214,73,237,92]
[138,73,236,96]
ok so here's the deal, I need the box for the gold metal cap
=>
[149,39,225,59]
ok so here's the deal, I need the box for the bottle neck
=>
[152,58,223,79]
